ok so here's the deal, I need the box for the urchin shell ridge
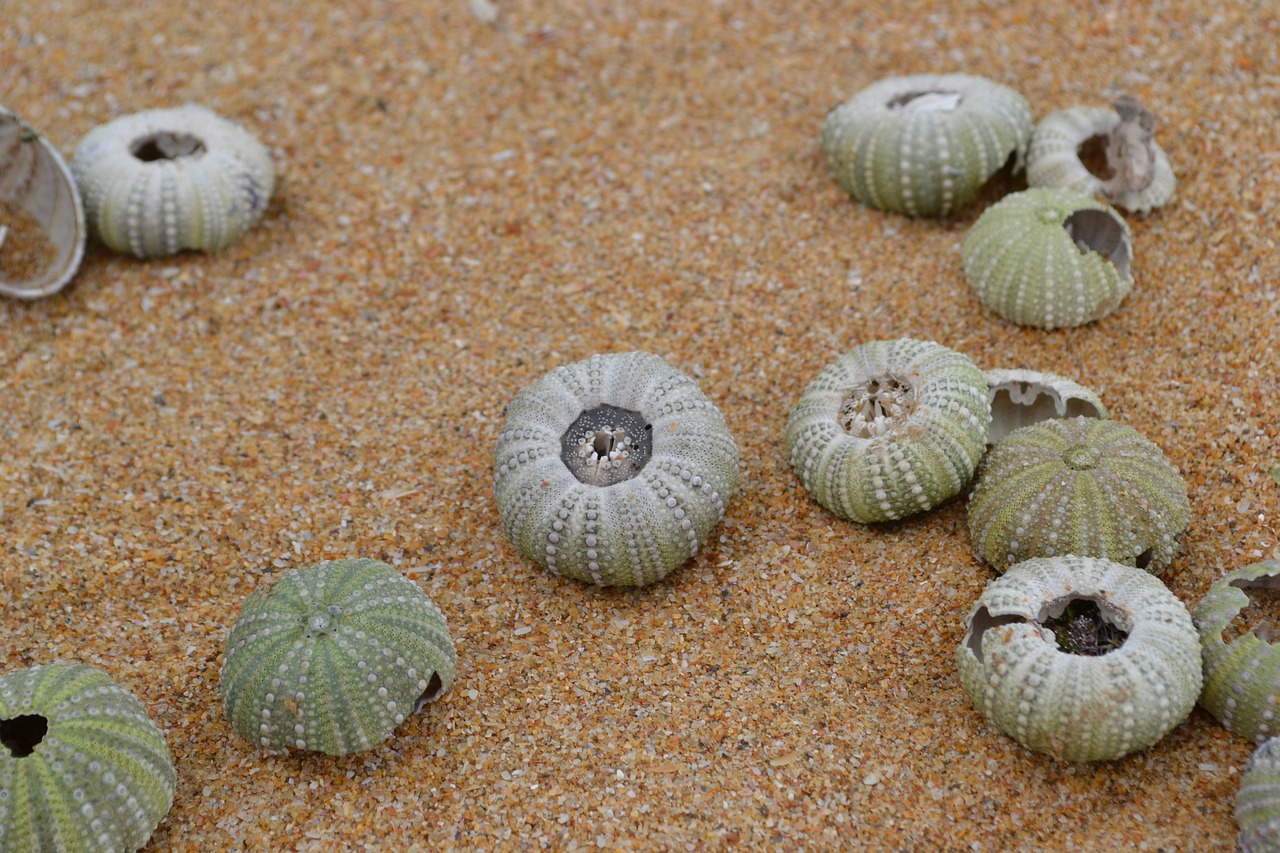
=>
[1238,736,1280,852]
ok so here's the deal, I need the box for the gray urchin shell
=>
[494,351,740,587]
[1238,736,1280,852]
[1194,560,1280,744]
[984,368,1106,445]
[967,416,1190,574]
[956,555,1202,763]
[0,663,175,853]
[71,104,274,258]
[821,73,1032,217]
[962,186,1133,329]
[786,338,991,524]
[221,558,457,756]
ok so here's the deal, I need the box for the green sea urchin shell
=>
[786,338,991,524]
[1194,560,1280,744]
[962,187,1133,329]
[967,417,1190,574]
[221,558,457,756]
[1237,736,1280,852]
[956,555,1202,763]
[821,73,1032,217]
[0,663,175,853]
[71,105,274,258]
[494,351,740,587]
[984,368,1106,445]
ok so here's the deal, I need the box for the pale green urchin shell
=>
[821,73,1032,217]
[962,187,1133,329]
[0,663,175,853]
[71,104,274,258]
[220,558,457,756]
[984,368,1105,445]
[1237,736,1280,852]
[967,416,1190,574]
[786,338,990,524]
[956,555,1202,762]
[1027,98,1176,214]
[494,351,740,587]
[1194,560,1280,744]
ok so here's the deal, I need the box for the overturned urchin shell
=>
[821,73,1032,217]
[956,555,1202,762]
[1027,98,1176,214]
[71,104,274,258]
[0,663,175,853]
[494,351,740,587]
[0,105,86,299]
[967,416,1189,574]
[984,368,1106,445]
[786,338,991,524]
[220,558,457,756]
[1194,560,1280,744]
[1238,736,1280,852]
[962,187,1133,329]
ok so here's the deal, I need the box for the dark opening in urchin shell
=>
[1077,134,1113,181]
[887,90,963,112]
[964,607,1026,665]
[413,672,446,713]
[0,713,48,757]
[1224,574,1280,643]
[130,131,207,162]
[1063,209,1131,278]
[985,369,1106,446]
[1043,597,1130,656]
[560,403,653,487]
[837,376,917,439]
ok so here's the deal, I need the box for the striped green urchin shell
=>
[1237,736,1280,852]
[71,105,274,258]
[821,73,1032,217]
[494,351,740,587]
[962,187,1133,329]
[967,416,1190,574]
[956,555,1202,763]
[1194,561,1280,744]
[984,368,1106,445]
[220,559,457,756]
[0,663,175,853]
[786,338,991,524]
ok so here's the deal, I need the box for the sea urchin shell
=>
[71,104,274,258]
[984,368,1106,445]
[786,338,991,524]
[821,73,1032,217]
[494,351,740,587]
[956,555,1202,762]
[967,416,1190,574]
[221,558,457,756]
[1237,736,1280,852]
[0,663,175,853]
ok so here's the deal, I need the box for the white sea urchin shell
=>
[984,368,1106,445]
[494,351,740,587]
[956,555,1202,762]
[71,104,274,258]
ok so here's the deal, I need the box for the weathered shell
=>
[1237,736,1280,852]
[494,351,740,587]
[786,338,991,524]
[821,73,1033,217]
[967,416,1190,574]
[0,106,86,299]
[0,663,175,852]
[962,187,1133,329]
[71,104,274,258]
[1027,101,1176,214]
[221,558,457,756]
[1194,560,1280,744]
[956,555,1202,762]
[984,368,1106,445]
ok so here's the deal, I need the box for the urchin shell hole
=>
[1077,134,1113,181]
[965,607,1027,665]
[413,672,445,713]
[560,404,653,487]
[1063,209,1131,278]
[1040,596,1130,656]
[887,90,963,112]
[130,131,207,162]
[838,376,916,439]
[0,713,48,757]
[1224,574,1280,643]
[990,383,1101,429]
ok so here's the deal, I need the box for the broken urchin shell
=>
[984,368,1106,445]
[71,104,274,258]
[821,73,1033,217]
[0,106,86,299]
[1027,97,1176,214]
[967,416,1190,574]
[956,555,1202,763]
[494,351,740,587]
[220,558,457,756]
[1194,560,1280,744]
[786,338,991,524]
[1237,736,1280,852]
[962,187,1133,329]
[0,663,176,853]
